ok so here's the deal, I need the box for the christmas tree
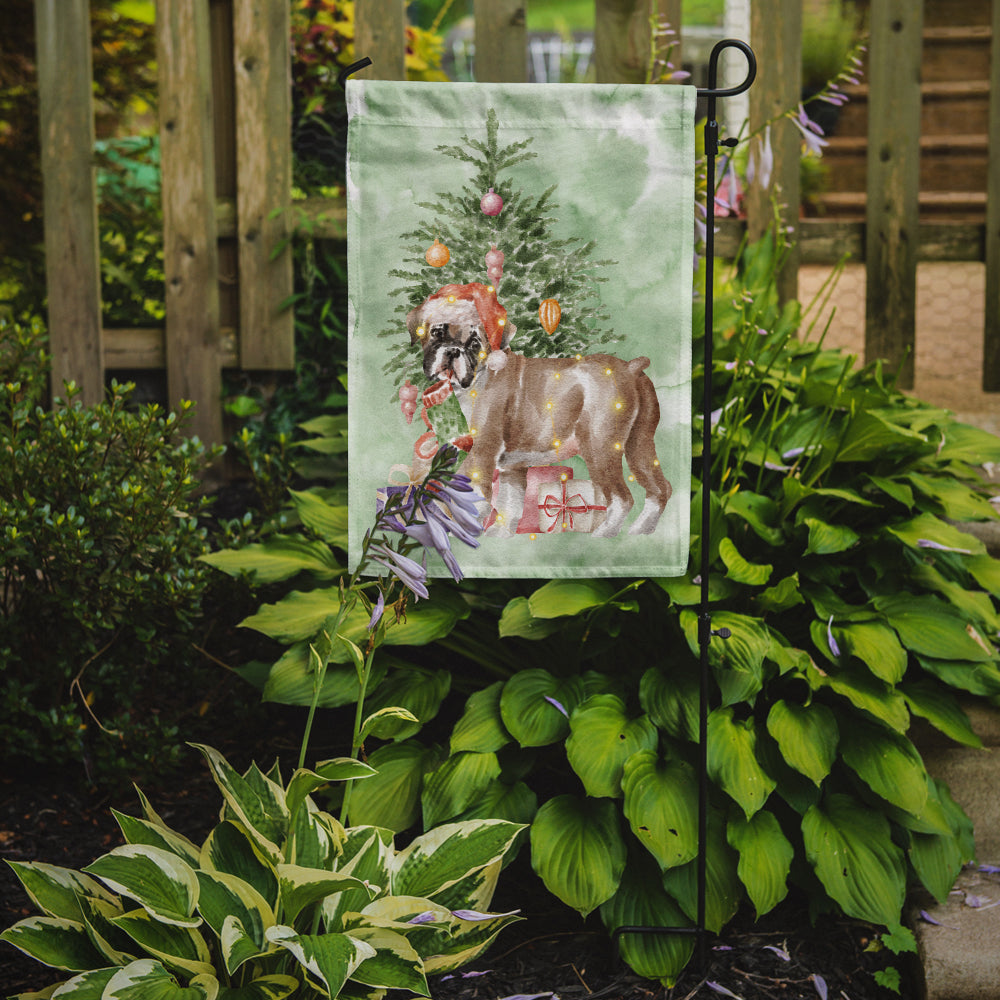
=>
[379,108,619,393]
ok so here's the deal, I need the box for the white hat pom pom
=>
[486,349,508,372]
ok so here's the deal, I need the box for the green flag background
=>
[347,80,695,578]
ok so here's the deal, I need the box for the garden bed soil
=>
[1,739,913,1000]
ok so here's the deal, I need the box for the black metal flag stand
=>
[340,38,758,974]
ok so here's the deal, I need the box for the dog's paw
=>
[592,520,621,538]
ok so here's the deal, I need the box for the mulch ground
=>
[1,740,913,1000]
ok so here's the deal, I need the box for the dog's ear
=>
[406,304,425,345]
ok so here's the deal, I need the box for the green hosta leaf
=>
[901,680,982,748]
[755,573,804,614]
[421,751,502,828]
[935,421,1000,464]
[911,562,1000,633]
[111,908,214,977]
[288,489,349,547]
[810,662,910,732]
[277,865,374,925]
[765,701,838,786]
[530,795,626,917]
[680,610,770,706]
[216,976,299,1000]
[190,746,287,862]
[565,695,658,798]
[103,959,218,999]
[360,707,421,742]
[363,667,451,740]
[916,655,1000,697]
[836,621,907,684]
[874,594,995,662]
[346,926,428,994]
[727,811,793,918]
[835,410,927,463]
[200,535,341,584]
[911,472,1000,521]
[802,793,906,926]
[655,573,737,606]
[450,682,511,754]
[527,579,615,618]
[200,822,278,910]
[260,643,387,709]
[866,474,914,509]
[803,517,859,556]
[909,816,966,906]
[393,820,524,901]
[5,862,118,923]
[347,740,442,832]
[83,846,200,928]
[886,512,985,556]
[707,708,775,819]
[499,670,584,747]
[621,751,698,871]
[967,553,1000,597]
[0,916,107,971]
[599,854,694,987]
[195,871,273,974]
[839,718,929,816]
[498,596,564,639]
[724,490,784,545]
[639,664,699,742]
[265,926,375,998]
[718,537,772,586]
[112,812,201,868]
[453,779,538,827]
[661,811,741,933]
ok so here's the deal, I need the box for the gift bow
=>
[539,484,607,532]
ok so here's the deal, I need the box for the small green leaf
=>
[347,740,442,832]
[527,579,615,618]
[875,594,994,662]
[288,489,348,547]
[499,670,584,747]
[727,811,793,917]
[803,517,859,555]
[639,664,699,742]
[200,536,341,584]
[707,708,776,818]
[718,537,773,585]
[421,752,502,828]
[765,700,838,786]
[901,680,982,748]
[498,597,564,639]
[450,682,511,754]
[838,718,929,817]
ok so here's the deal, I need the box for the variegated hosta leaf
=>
[214,974,300,1000]
[110,908,214,979]
[0,916,107,971]
[288,802,344,870]
[425,859,501,915]
[421,751,502,829]
[499,670,585,747]
[450,681,511,754]
[83,846,200,928]
[323,829,393,931]
[45,966,118,997]
[277,865,375,925]
[190,745,287,863]
[265,926,375,998]
[599,853,694,987]
[112,810,202,868]
[727,810,793,918]
[765,700,838,786]
[391,820,524,901]
[838,718,929,817]
[802,793,906,926]
[102,958,218,999]
[421,906,523,975]
[345,926,429,995]
[200,822,278,910]
[621,751,699,871]
[195,871,274,974]
[529,795,626,917]
[285,760,376,823]
[661,811,742,934]
[77,894,136,966]
[347,740,443,832]
[4,862,118,922]
[706,707,776,819]
[565,695,658,799]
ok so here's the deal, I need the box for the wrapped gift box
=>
[516,465,575,534]
[536,479,606,534]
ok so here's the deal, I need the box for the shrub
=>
[1,743,524,997]
[0,317,220,783]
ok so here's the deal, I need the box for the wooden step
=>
[822,134,989,193]
[813,190,987,222]
[922,25,993,83]
[922,0,991,28]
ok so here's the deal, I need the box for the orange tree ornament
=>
[539,297,561,335]
[425,238,450,267]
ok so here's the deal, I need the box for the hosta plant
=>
[1,744,523,999]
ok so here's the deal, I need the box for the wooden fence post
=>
[474,0,527,83]
[594,0,649,83]
[157,0,223,445]
[983,0,1000,390]
[34,0,104,405]
[354,0,406,80]
[864,0,923,389]
[233,0,294,370]
[746,0,801,305]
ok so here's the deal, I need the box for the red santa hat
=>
[427,282,509,353]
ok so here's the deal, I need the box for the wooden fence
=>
[33,0,1000,445]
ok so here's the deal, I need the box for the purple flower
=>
[747,125,773,190]
[763,944,790,961]
[544,695,569,718]
[706,983,742,999]
[827,616,841,658]
[812,974,828,1000]
[367,590,385,630]
[369,542,429,600]
[451,908,520,921]
[917,538,973,554]
[407,911,438,925]
[791,104,829,156]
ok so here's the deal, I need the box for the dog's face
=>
[407,298,486,389]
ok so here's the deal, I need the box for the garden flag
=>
[347,80,696,578]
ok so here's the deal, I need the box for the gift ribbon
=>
[540,484,607,532]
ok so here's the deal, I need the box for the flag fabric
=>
[347,80,695,578]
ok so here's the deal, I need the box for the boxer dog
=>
[406,282,672,537]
